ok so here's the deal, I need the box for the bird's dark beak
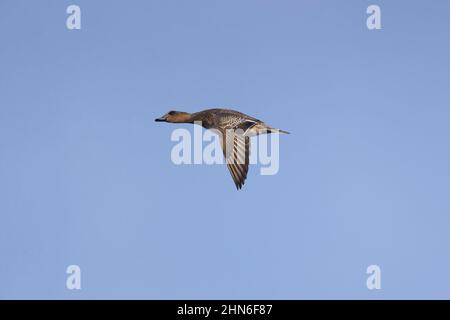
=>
[155,116,166,122]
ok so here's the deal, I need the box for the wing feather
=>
[220,129,250,190]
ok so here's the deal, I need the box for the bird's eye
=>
[168,111,176,115]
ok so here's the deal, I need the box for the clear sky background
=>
[1,0,450,299]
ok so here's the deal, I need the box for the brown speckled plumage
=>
[155,108,289,190]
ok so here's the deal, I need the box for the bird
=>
[155,108,289,189]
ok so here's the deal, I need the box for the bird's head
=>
[155,110,192,123]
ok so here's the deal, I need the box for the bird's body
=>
[191,108,259,131]
[155,108,289,189]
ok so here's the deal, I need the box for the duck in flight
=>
[155,108,289,190]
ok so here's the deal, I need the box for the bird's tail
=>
[248,123,291,136]
[269,128,290,134]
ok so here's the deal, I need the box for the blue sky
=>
[1,0,450,299]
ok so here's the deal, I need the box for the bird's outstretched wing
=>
[220,128,251,190]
